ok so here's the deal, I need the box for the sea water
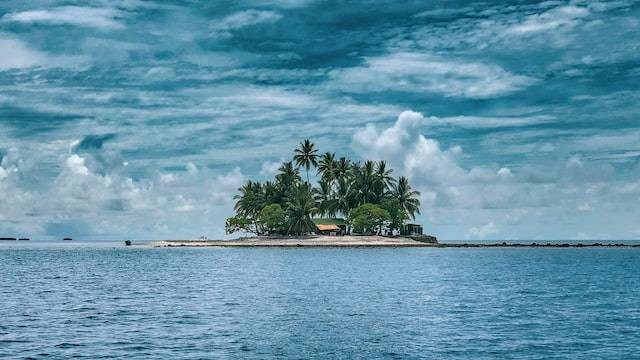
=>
[1,242,639,359]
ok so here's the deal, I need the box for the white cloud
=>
[260,159,283,176]
[186,162,199,175]
[507,6,589,35]
[353,110,466,186]
[244,0,314,8]
[331,52,536,99]
[351,110,640,241]
[211,167,245,205]
[211,10,282,35]
[160,173,176,183]
[467,221,501,239]
[498,167,512,177]
[432,115,554,129]
[66,154,90,176]
[0,36,47,70]
[3,6,125,29]
[577,202,593,211]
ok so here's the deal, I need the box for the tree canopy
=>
[226,139,421,236]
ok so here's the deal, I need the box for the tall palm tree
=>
[275,161,301,206]
[286,183,318,235]
[233,181,266,234]
[375,160,396,190]
[334,178,352,217]
[317,152,336,183]
[262,180,280,205]
[334,157,350,181]
[313,179,337,217]
[293,139,318,184]
[276,161,301,188]
[350,160,381,206]
[393,176,421,219]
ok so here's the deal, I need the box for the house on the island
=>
[313,218,349,236]
[401,223,423,236]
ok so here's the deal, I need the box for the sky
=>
[0,0,639,241]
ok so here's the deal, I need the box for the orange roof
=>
[316,224,340,231]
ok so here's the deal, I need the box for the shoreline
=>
[147,235,437,248]
[139,236,640,248]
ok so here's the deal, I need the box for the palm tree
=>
[276,161,301,188]
[293,139,318,184]
[275,161,301,207]
[350,160,381,206]
[233,181,266,234]
[286,183,318,235]
[334,157,350,181]
[313,179,337,217]
[375,160,396,190]
[334,178,352,217]
[317,152,336,183]
[263,180,280,205]
[393,176,421,219]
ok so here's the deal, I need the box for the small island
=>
[150,139,437,247]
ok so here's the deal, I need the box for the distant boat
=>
[18,238,30,241]
[63,237,73,241]
[0,237,17,241]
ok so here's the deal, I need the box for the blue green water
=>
[1,242,639,359]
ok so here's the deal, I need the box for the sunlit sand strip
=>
[148,235,438,247]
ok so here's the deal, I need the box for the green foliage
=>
[230,139,422,236]
[293,139,318,183]
[348,203,391,234]
[259,204,286,234]
[380,198,408,232]
[225,215,255,235]
[286,183,318,235]
[313,179,337,217]
[393,176,421,219]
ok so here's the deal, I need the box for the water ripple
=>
[0,245,639,358]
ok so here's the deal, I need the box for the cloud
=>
[577,202,593,212]
[211,10,282,36]
[331,52,536,99]
[351,110,640,240]
[3,6,125,29]
[211,167,245,205]
[65,154,90,176]
[0,36,47,70]
[467,221,501,239]
[260,159,283,176]
[430,115,554,129]
[506,6,589,36]
[186,162,199,175]
[497,167,512,177]
[352,111,466,186]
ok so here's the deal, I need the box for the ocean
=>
[1,241,639,359]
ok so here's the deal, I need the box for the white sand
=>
[149,235,437,247]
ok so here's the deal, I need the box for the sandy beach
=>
[142,237,640,248]
[147,235,438,248]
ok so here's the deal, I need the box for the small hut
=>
[313,218,349,236]
[315,224,340,235]
[401,223,423,236]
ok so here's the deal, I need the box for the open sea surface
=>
[1,241,639,359]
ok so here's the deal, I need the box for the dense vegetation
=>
[225,139,421,236]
